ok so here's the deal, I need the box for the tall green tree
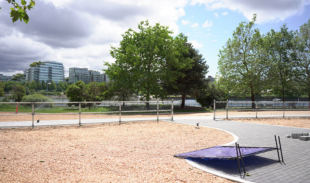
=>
[66,81,87,103]
[164,41,208,108]
[1,0,35,24]
[11,73,25,81]
[291,19,310,100]
[24,80,30,88]
[218,14,268,108]
[36,80,42,90]
[58,81,65,91]
[29,80,37,90]
[50,81,56,91]
[41,80,46,90]
[0,82,5,97]
[105,20,191,108]
[265,24,295,101]
[10,84,26,102]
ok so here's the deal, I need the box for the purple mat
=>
[174,146,277,160]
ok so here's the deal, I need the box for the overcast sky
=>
[0,0,310,77]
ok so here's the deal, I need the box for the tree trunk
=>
[146,89,150,110]
[282,85,285,102]
[250,84,255,109]
[181,92,186,109]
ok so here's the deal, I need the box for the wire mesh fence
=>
[213,100,310,120]
[0,100,174,128]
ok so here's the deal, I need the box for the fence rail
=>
[0,100,175,128]
[213,100,310,120]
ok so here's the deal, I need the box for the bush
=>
[22,94,54,107]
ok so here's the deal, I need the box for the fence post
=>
[226,100,228,119]
[256,101,258,119]
[79,102,81,126]
[283,101,285,118]
[171,99,174,121]
[157,99,159,122]
[119,102,121,125]
[213,100,216,120]
[32,103,34,128]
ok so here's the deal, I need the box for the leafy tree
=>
[164,41,208,108]
[24,80,30,88]
[66,81,87,103]
[10,84,26,102]
[196,82,228,108]
[3,81,18,92]
[50,81,56,91]
[0,82,4,97]
[36,80,42,90]
[29,80,37,90]
[265,24,295,101]
[1,0,35,24]
[218,14,269,108]
[105,20,191,109]
[41,80,46,90]
[291,19,310,100]
[63,83,68,90]
[58,81,65,91]
[11,73,25,81]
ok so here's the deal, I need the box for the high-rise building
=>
[0,74,12,81]
[24,61,65,83]
[69,68,106,84]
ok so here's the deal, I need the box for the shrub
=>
[22,94,54,107]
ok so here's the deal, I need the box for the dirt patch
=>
[229,117,310,129]
[0,121,233,182]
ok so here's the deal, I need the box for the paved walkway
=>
[172,117,310,183]
[1,115,310,183]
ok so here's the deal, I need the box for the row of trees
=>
[218,15,310,108]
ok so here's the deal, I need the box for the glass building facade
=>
[24,61,64,83]
[69,68,106,84]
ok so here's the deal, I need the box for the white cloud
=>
[214,12,219,17]
[188,40,203,48]
[203,20,213,28]
[222,12,228,16]
[182,20,191,25]
[0,0,190,75]
[191,23,199,28]
[190,0,309,23]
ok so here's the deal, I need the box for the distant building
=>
[208,75,215,82]
[0,74,12,81]
[69,68,106,84]
[24,61,65,84]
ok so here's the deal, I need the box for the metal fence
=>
[0,100,174,128]
[213,100,310,120]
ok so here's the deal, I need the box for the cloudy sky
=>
[0,0,310,78]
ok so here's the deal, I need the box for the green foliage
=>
[291,19,310,100]
[66,81,87,103]
[50,81,56,91]
[3,81,19,92]
[196,83,228,108]
[36,81,42,90]
[11,73,25,81]
[63,83,68,90]
[58,81,65,90]
[0,82,4,97]
[265,24,295,101]
[2,0,36,24]
[29,80,37,90]
[10,84,26,102]
[30,61,42,67]
[41,80,46,90]
[22,93,53,103]
[164,40,208,108]
[24,81,30,88]
[105,20,192,108]
[218,14,269,107]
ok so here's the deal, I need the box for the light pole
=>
[47,82,51,96]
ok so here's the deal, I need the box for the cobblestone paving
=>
[172,118,310,183]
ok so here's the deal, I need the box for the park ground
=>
[0,111,309,182]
